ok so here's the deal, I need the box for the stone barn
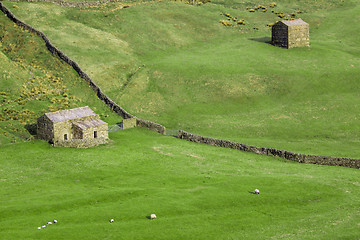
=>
[272,18,309,49]
[37,106,108,147]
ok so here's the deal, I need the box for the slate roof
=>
[73,119,107,129]
[45,106,97,123]
[281,18,308,26]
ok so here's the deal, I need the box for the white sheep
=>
[37,227,41,230]
[109,219,114,223]
[150,214,157,220]
[53,220,58,224]
[47,222,52,225]
[255,189,260,194]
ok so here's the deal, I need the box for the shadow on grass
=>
[248,37,272,45]
[25,123,37,136]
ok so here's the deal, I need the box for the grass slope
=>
[0,2,359,239]
[0,128,359,239]
[5,0,360,157]
[0,12,122,145]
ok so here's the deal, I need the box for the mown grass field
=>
[5,0,360,157]
[1,128,359,239]
[0,0,359,239]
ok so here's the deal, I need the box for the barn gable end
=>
[37,114,54,141]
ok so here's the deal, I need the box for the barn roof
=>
[45,106,97,123]
[73,119,107,129]
[281,18,308,26]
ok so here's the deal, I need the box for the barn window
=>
[94,131,97,138]
[64,134,68,140]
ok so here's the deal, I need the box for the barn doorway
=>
[94,131,97,138]
[64,134,68,140]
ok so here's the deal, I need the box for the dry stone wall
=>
[122,118,137,129]
[136,118,166,135]
[178,130,360,169]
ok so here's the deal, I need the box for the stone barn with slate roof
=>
[272,18,309,49]
[37,106,108,147]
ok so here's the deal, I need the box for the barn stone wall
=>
[53,138,108,148]
[53,120,73,142]
[288,24,309,48]
[73,124,83,139]
[81,122,108,140]
[272,22,288,48]
[37,115,54,141]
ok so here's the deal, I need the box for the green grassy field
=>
[1,0,360,239]
[0,128,359,239]
[5,0,360,157]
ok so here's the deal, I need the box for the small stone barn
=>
[37,106,108,147]
[272,18,309,49]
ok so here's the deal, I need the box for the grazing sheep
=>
[150,214,157,220]
[255,189,260,194]
[47,222,52,225]
[37,227,41,230]
[42,225,46,228]
[53,220,57,224]
[109,219,114,223]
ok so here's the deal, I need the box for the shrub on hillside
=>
[220,20,232,26]
[269,2,277,8]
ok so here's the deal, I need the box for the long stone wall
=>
[178,130,360,169]
[0,2,166,135]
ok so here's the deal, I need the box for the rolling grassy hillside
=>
[5,0,359,157]
[0,1,359,239]
[0,12,122,145]
[0,128,359,239]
